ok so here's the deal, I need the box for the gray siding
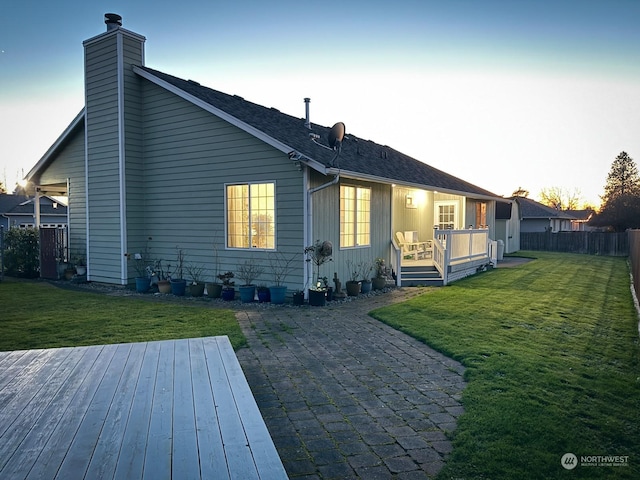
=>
[310,171,392,284]
[38,130,86,261]
[134,81,306,289]
[392,186,435,242]
[84,29,144,284]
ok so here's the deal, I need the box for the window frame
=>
[340,184,371,249]
[435,201,458,230]
[224,181,276,251]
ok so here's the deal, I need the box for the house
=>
[515,196,576,233]
[26,14,508,291]
[566,209,597,231]
[0,193,67,230]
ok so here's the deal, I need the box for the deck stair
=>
[400,264,443,287]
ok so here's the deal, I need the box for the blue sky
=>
[2,1,640,207]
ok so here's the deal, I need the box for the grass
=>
[371,251,640,479]
[0,279,245,351]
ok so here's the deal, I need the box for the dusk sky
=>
[3,1,640,207]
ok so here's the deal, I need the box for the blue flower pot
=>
[170,279,187,296]
[269,286,287,305]
[135,277,150,293]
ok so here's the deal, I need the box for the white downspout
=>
[305,171,339,291]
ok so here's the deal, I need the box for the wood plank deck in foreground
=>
[0,336,288,480]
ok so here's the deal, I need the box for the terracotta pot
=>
[157,280,171,294]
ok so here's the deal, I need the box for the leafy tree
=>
[511,187,529,198]
[0,182,6,194]
[539,186,582,210]
[590,151,640,231]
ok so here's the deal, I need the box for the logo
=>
[561,453,578,470]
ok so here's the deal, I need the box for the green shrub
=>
[3,228,39,278]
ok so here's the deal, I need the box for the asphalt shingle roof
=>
[139,66,501,199]
[516,196,576,219]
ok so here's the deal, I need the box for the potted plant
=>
[345,259,362,297]
[127,251,151,293]
[170,246,187,296]
[205,236,223,298]
[257,285,271,303]
[75,256,87,276]
[218,271,235,301]
[293,290,305,305]
[63,263,76,280]
[268,251,296,305]
[237,258,265,303]
[359,260,374,294]
[372,258,389,290]
[154,259,172,294]
[305,240,333,306]
[186,262,206,297]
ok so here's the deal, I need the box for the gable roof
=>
[4,196,68,217]
[136,66,503,201]
[0,194,25,215]
[29,64,504,202]
[515,196,576,220]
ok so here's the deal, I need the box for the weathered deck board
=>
[0,337,287,480]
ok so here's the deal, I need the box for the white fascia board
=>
[328,168,509,203]
[133,66,327,175]
[83,27,146,47]
[26,109,85,182]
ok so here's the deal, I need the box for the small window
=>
[226,182,275,249]
[340,185,370,247]
[436,202,457,229]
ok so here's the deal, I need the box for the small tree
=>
[3,227,39,278]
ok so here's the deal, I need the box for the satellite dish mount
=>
[310,122,345,168]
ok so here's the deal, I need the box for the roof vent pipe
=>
[304,98,311,129]
[105,13,122,31]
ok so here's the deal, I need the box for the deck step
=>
[400,265,443,287]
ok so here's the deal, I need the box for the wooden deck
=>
[0,337,287,480]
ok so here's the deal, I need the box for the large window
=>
[226,182,275,249]
[340,185,370,247]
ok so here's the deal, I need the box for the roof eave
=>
[27,109,85,183]
[327,168,507,202]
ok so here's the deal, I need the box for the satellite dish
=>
[328,122,345,150]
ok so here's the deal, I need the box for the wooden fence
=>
[630,230,640,300]
[520,232,629,256]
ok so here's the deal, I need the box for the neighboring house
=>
[0,194,67,230]
[515,196,575,233]
[26,14,508,290]
[566,209,596,231]
[0,194,24,231]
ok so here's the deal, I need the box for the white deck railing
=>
[391,228,491,286]
[433,228,490,285]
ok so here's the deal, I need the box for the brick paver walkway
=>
[235,289,466,479]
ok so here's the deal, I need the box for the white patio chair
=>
[396,232,430,260]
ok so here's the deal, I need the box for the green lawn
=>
[371,251,640,479]
[0,280,245,351]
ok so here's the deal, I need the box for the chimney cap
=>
[104,13,122,31]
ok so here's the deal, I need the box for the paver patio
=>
[235,288,467,479]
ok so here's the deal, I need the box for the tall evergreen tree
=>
[590,152,640,231]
